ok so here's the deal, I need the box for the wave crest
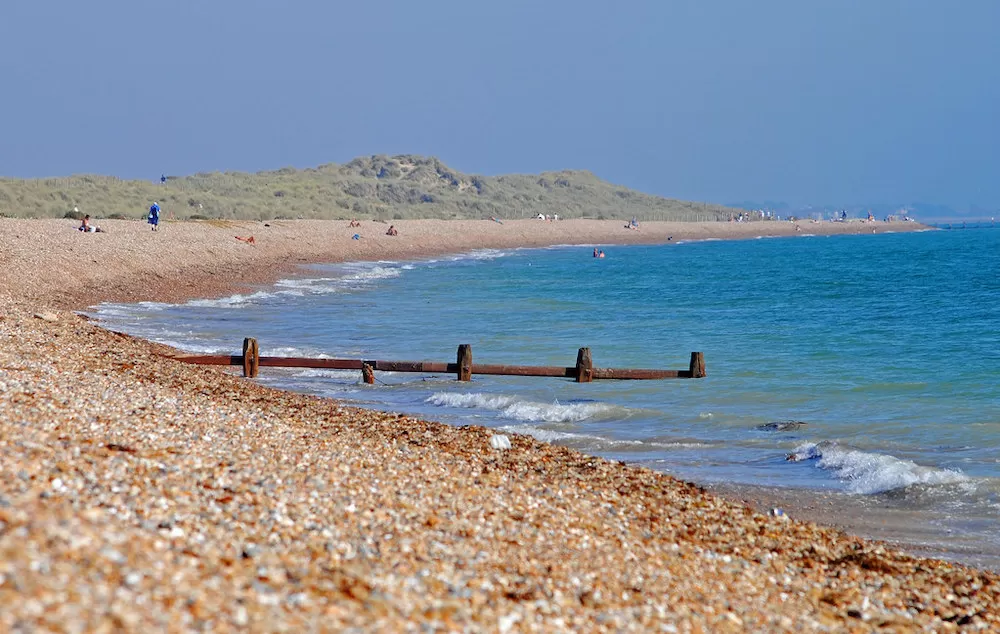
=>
[791,441,968,494]
[425,392,620,423]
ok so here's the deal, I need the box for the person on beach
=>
[386,225,398,236]
[148,202,160,231]
[78,215,103,233]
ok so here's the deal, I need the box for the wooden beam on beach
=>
[689,351,706,378]
[457,344,472,381]
[169,344,706,382]
[575,347,593,383]
[242,337,259,378]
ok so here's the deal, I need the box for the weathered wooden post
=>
[575,347,593,383]
[242,337,259,378]
[457,344,472,381]
[362,362,375,385]
[689,352,706,378]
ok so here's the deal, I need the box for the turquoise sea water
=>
[91,227,1000,567]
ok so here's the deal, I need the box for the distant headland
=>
[0,155,736,222]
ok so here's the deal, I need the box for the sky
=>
[2,0,998,209]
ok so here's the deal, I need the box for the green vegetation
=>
[0,155,734,221]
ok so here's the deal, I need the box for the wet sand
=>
[6,217,999,632]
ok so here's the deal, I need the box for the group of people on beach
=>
[75,201,161,234]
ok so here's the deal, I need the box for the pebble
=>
[490,434,512,450]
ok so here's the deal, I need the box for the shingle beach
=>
[4,217,996,632]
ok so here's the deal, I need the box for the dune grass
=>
[0,154,735,222]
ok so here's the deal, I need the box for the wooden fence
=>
[170,338,706,383]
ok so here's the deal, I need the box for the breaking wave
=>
[425,392,624,423]
[790,441,969,494]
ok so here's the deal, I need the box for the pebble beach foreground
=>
[4,218,997,632]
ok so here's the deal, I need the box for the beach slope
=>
[5,218,995,632]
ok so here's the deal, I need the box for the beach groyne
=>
[171,339,706,382]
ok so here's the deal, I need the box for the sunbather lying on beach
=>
[235,235,256,245]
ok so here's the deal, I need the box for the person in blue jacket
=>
[148,202,160,231]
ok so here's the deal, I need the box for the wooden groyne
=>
[170,338,706,383]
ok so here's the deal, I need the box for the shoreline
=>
[0,217,928,310]
[6,218,999,631]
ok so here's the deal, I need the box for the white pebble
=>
[490,434,512,450]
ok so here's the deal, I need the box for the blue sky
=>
[2,1,998,209]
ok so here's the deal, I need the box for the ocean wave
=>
[286,368,359,379]
[448,249,509,262]
[90,302,169,319]
[274,266,403,296]
[264,346,333,359]
[495,425,714,454]
[154,340,231,355]
[175,264,406,308]
[186,291,276,308]
[425,392,621,423]
[790,441,968,494]
[497,424,641,445]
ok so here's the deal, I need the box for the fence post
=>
[457,344,472,381]
[242,337,259,378]
[362,362,375,384]
[689,352,706,378]
[575,347,593,383]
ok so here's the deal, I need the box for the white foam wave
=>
[272,266,403,296]
[425,392,618,423]
[186,291,276,308]
[170,264,405,309]
[289,368,364,380]
[791,442,969,494]
[447,249,509,262]
[156,340,231,355]
[497,424,644,446]
[90,303,154,319]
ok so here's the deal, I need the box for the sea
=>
[89,226,1000,569]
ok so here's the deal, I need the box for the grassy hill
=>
[0,155,734,222]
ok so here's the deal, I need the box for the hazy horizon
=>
[2,1,997,211]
